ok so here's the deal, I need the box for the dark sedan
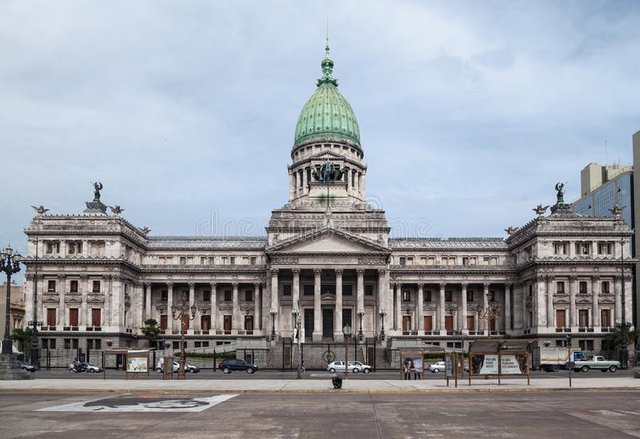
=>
[219,359,258,374]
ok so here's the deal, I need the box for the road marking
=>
[37,394,238,412]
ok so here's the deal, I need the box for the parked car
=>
[326,361,372,374]
[427,361,446,373]
[68,362,102,373]
[18,360,36,372]
[155,359,200,373]
[571,356,620,373]
[219,358,258,374]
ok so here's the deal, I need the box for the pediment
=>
[267,227,390,255]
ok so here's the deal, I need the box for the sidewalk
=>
[1,376,639,393]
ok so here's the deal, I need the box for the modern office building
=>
[21,45,635,367]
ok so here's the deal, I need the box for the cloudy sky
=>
[2,0,640,266]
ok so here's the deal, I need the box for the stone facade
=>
[21,46,636,366]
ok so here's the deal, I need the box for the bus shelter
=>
[399,346,447,380]
[101,348,153,380]
[467,339,533,385]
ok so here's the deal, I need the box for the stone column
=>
[504,283,512,332]
[335,269,343,341]
[292,269,300,309]
[395,283,402,332]
[535,276,546,330]
[313,269,322,342]
[188,282,195,333]
[356,268,365,314]
[24,275,34,325]
[614,275,622,324]
[461,283,468,334]
[80,277,88,328]
[58,276,66,328]
[167,283,174,332]
[417,283,424,334]
[592,276,600,327]
[482,283,489,334]
[546,277,554,329]
[271,269,279,335]
[254,282,261,331]
[210,283,217,333]
[570,276,578,329]
[232,282,239,333]
[145,283,152,321]
[439,283,446,335]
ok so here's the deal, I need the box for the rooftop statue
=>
[31,205,49,215]
[92,182,103,201]
[555,182,565,205]
[312,159,345,184]
[533,204,550,216]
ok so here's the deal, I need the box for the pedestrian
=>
[403,360,411,380]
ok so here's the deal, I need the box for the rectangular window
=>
[342,284,352,296]
[364,284,374,296]
[444,315,454,331]
[601,309,611,328]
[47,280,56,293]
[575,242,591,255]
[579,309,589,327]
[467,316,475,331]
[601,281,610,294]
[161,290,168,302]
[557,281,565,294]
[424,291,432,302]
[224,290,232,301]
[556,309,566,328]
[202,290,211,302]
[200,257,208,265]
[223,315,232,332]
[250,256,257,265]
[201,315,211,331]
[554,242,568,255]
[245,290,253,302]
[160,315,168,330]
[64,338,71,349]
[92,281,101,293]
[579,340,594,351]
[179,256,187,265]
[244,315,254,331]
[579,282,588,294]
[69,308,79,327]
[47,308,57,326]
[466,290,474,302]
[462,257,476,266]
[399,257,406,266]
[402,290,411,302]
[283,284,292,297]
[70,280,79,293]
[91,308,101,327]
[45,241,60,254]
[229,256,235,265]
[445,290,453,302]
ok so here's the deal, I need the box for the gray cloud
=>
[1,0,639,268]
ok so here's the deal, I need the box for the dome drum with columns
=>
[20,43,635,369]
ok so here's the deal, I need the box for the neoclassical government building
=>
[23,44,634,365]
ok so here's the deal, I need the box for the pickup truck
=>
[571,356,620,373]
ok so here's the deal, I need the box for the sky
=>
[1,0,640,270]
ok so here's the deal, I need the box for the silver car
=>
[327,361,372,374]
[427,361,446,373]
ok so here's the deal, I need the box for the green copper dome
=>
[293,44,361,151]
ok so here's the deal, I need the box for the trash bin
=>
[332,376,343,389]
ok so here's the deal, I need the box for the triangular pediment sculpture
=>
[267,227,389,255]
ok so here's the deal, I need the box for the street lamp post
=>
[343,324,352,380]
[171,298,197,379]
[1,246,22,355]
[620,233,629,369]
[379,309,386,341]
[292,307,302,379]
[29,236,41,368]
[357,309,365,342]
[270,309,277,341]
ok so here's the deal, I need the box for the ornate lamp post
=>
[357,309,365,342]
[28,236,41,368]
[292,307,302,379]
[171,298,197,379]
[342,324,352,380]
[270,309,277,341]
[1,246,22,355]
[477,293,502,337]
[379,309,386,341]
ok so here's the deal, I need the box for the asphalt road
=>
[29,367,637,380]
[0,390,638,438]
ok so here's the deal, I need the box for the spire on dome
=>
[317,37,338,87]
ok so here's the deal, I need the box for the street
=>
[0,390,638,438]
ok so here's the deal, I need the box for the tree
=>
[11,328,33,354]
[605,323,640,349]
[141,318,160,347]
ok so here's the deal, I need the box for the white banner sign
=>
[479,355,523,375]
